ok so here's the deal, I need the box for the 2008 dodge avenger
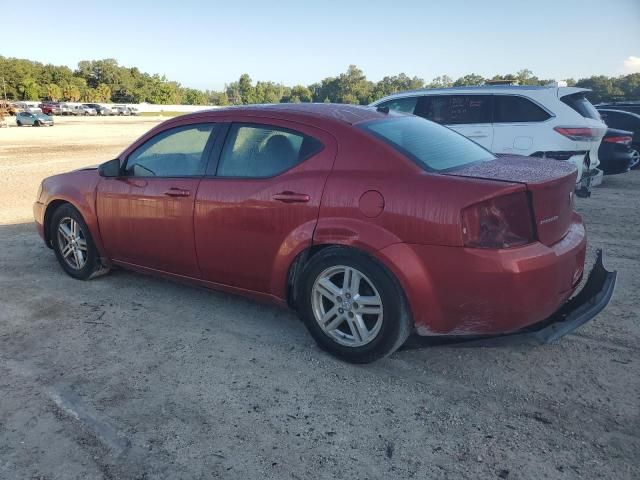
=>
[34,104,617,363]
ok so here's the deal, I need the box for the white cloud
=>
[623,56,640,73]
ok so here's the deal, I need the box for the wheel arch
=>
[43,199,70,247]
[285,243,414,325]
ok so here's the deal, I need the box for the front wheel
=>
[34,120,42,127]
[299,247,411,363]
[50,204,107,280]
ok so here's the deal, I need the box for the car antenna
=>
[376,105,389,114]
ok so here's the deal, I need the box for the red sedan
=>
[34,104,616,363]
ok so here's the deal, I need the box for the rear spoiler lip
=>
[557,86,591,98]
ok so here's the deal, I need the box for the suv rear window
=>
[560,92,600,120]
[494,95,551,123]
[361,116,495,171]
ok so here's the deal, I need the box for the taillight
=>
[461,192,536,249]
[554,126,602,141]
[603,135,632,145]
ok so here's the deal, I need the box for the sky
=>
[3,0,639,90]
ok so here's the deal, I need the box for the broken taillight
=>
[461,192,536,249]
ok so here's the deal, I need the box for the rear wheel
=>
[16,120,22,126]
[630,146,640,169]
[299,247,411,363]
[34,120,42,127]
[50,204,107,280]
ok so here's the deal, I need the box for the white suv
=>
[371,84,606,194]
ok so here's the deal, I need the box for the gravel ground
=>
[0,117,638,479]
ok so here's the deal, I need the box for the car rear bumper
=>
[404,249,616,347]
[378,215,589,335]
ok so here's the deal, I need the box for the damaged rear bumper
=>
[404,249,616,349]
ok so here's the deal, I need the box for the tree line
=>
[2,56,639,106]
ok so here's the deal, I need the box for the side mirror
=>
[98,158,122,177]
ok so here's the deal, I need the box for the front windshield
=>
[360,115,495,171]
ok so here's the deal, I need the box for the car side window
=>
[494,95,551,123]
[125,123,216,177]
[415,95,492,125]
[378,97,418,114]
[217,123,323,178]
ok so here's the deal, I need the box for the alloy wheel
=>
[311,265,384,347]
[57,217,88,270]
[630,148,640,169]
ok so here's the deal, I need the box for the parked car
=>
[128,106,139,116]
[83,103,112,116]
[39,102,63,116]
[16,111,54,127]
[70,105,97,116]
[597,128,637,174]
[57,103,73,116]
[370,84,607,196]
[596,101,640,116]
[112,105,131,116]
[597,109,640,169]
[16,102,42,113]
[33,104,616,363]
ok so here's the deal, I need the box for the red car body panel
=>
[96,177,201,277]
[34,104,588,336]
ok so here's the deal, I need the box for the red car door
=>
[96,123,218,277]
[194,118,337,295]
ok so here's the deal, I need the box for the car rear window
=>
[561,92,601,120]
[361,116,495,171]
[494,95,551,123]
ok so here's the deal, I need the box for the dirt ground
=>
[0,116,638,479]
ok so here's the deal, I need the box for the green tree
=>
[429,75,454,88]
[453,73,485,87]
[183,88,208,105]
[96,83,112,102]
[576,75,624,103]
[45,83,63,101]
[371,73,425,101]
[17,78,40,100]
[238,74,254,104]
[283,85,313,103]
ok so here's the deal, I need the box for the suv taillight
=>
[461,192,536,249]
[554,126,601,141]
[603,135,632,145]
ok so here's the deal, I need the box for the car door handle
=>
[273,191,310,203]
[164,188,191,197]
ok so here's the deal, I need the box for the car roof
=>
[184,103,399,126]
[371,85,590,104]
[597,108,640,119]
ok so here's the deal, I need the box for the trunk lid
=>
[444,156,578,246]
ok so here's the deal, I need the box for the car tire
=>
[299,246,412,363]
[630,146,640,170]
[34,120,41,127]
[50,204,107,280]
[16,120,22,126]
